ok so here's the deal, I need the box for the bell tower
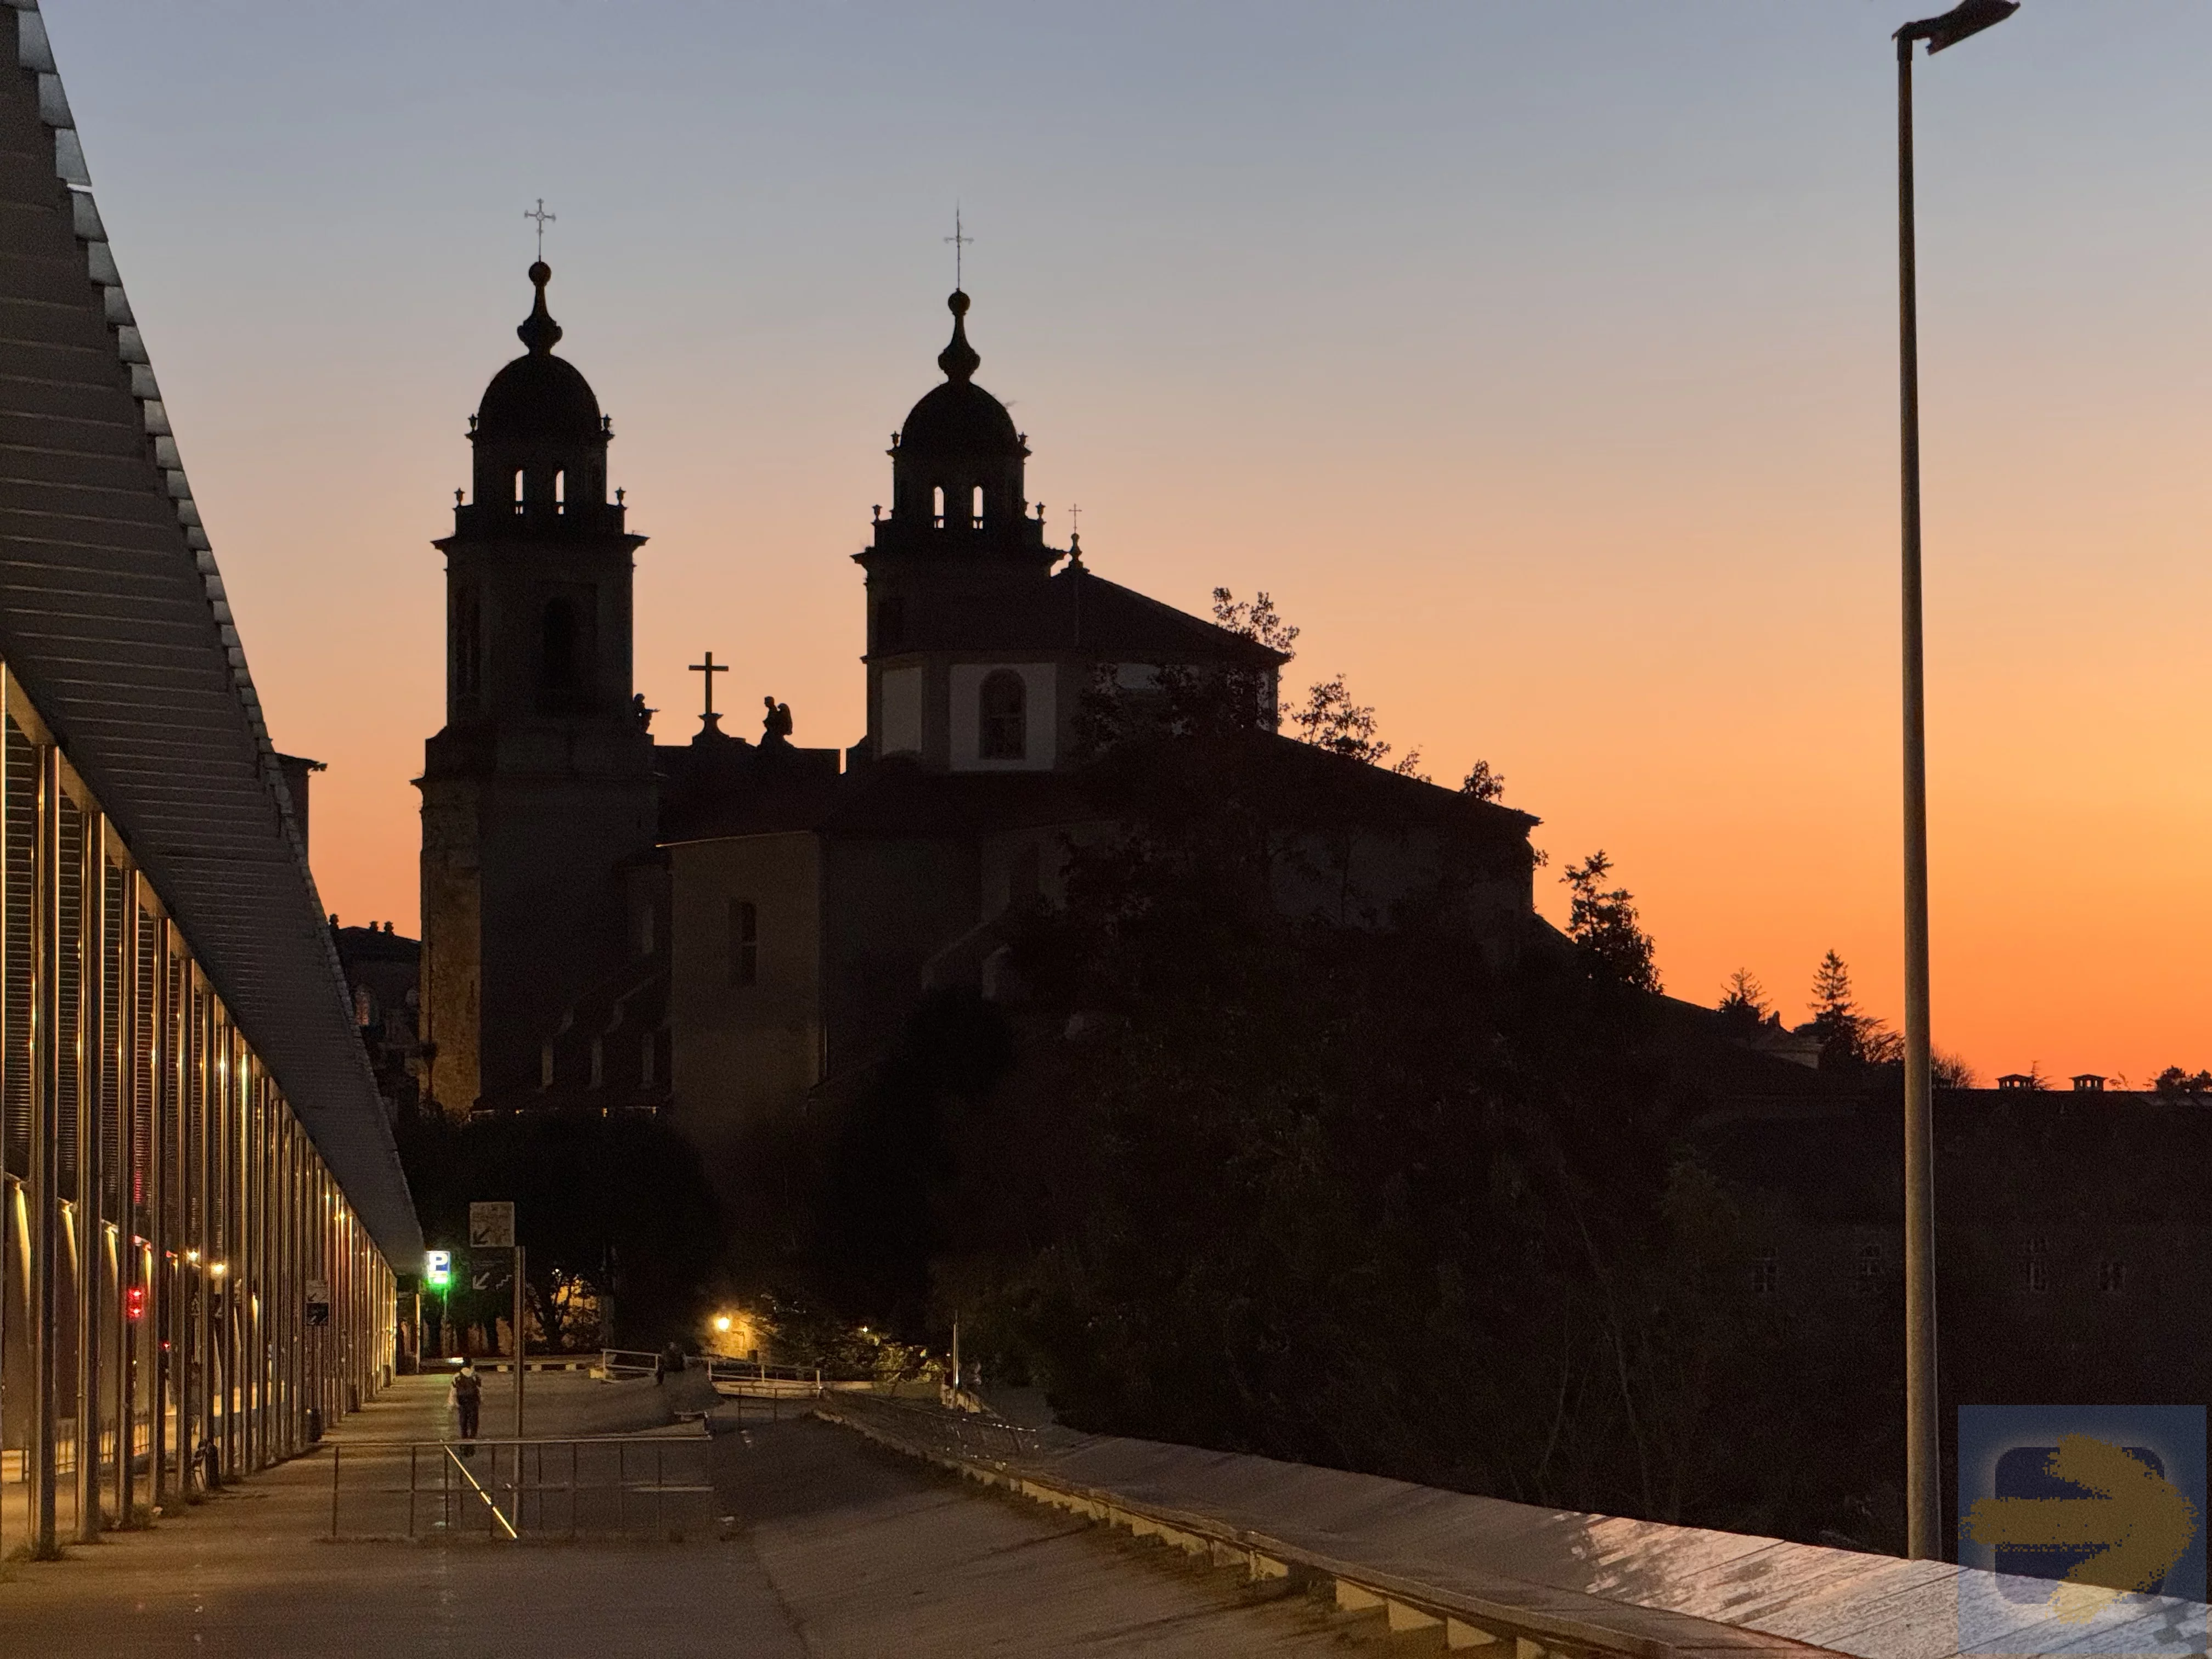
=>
[417,262,656,1116]
[856,290,1059,768]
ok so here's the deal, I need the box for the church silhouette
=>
[418,263,1541,1187]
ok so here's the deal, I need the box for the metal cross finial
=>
[524,198,556,259]
[945,207,973,289]
[689,651,729,718]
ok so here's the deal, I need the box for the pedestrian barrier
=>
[703,1357,823,1395]
[323,1432,714,1541]
[598,1348,662,1380]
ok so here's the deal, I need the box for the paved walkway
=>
[0,1374,1369,1655]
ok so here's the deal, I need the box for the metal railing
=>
[703,1357,822,1393]
[599,1347,662,1379]
[325,1434,714,1541]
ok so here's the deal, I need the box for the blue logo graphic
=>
[1958,1406,2206,1657]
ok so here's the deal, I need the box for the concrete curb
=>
[814,1401,1842,1659]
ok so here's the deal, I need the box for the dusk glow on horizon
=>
[41,1,2212,1083]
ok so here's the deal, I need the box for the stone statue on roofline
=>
[762,696,794,745]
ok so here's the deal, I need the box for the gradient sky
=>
[38,2,2212,1082]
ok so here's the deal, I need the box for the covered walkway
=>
[0,0,418,1554]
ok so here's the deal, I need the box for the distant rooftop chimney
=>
[1996,1073,2036,1092]
[2071,1073,2107,1093]
[276,753,327,860]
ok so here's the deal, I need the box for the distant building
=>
[1696,1081,2212,1450]
[331,919,421,1119]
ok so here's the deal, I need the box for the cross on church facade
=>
[525,198,556,259]
[945,208,972,289]
[689,651,728,718]
[1067,503,1081,535]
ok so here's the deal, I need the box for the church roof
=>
[876,562,1288,666]
[661,732,1536,847]
[0,5,419,1259]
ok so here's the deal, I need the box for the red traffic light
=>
[126,1284,146,1322]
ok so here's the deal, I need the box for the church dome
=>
[897,291,1020,459]
[473,262,603,444]
[900,377,1018,456]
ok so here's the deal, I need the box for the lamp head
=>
[1897,0,2020,54]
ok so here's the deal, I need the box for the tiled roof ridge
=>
[1057,563,1292,663]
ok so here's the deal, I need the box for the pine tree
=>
[1563,851,1661,993]
[1717,968,1769,1033]
[1806,951,1900,1067]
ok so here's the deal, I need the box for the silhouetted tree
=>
[1716,969,1770,1036]
[1807,951,1900,1069]
[1564,852,1660,992]
[1460,760,1506,802]
[1932,1051,1979,1090]
[398,1109,723,1351]
[1210,587,1300,658]
[817,986,1013,1330]
[2154,1066,2212,1098]
[1293,673,1391,765]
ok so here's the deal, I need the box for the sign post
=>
[469,1203,521,1436]
[424,1250,452,1358]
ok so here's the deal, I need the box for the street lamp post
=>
[1892,0,2017,1564]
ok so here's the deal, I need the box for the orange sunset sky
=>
[41,2,2212,1082]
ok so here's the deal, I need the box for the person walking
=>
[450,1358,482,1443]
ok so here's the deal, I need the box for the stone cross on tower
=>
[944,207,973,289]
[689,651,728,730]
[524,198,556,260]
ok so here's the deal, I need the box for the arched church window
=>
[540,597,580,695]
[971,484,984,526]
[932,485,945,526]
[554,469,566,512]
[980,669,1026,761]
[512,469,525,511]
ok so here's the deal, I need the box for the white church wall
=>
[880,664,925,755]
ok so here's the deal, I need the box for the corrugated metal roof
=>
[0,2,420,1260]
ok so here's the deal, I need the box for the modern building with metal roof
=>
[0,0,415,1554]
